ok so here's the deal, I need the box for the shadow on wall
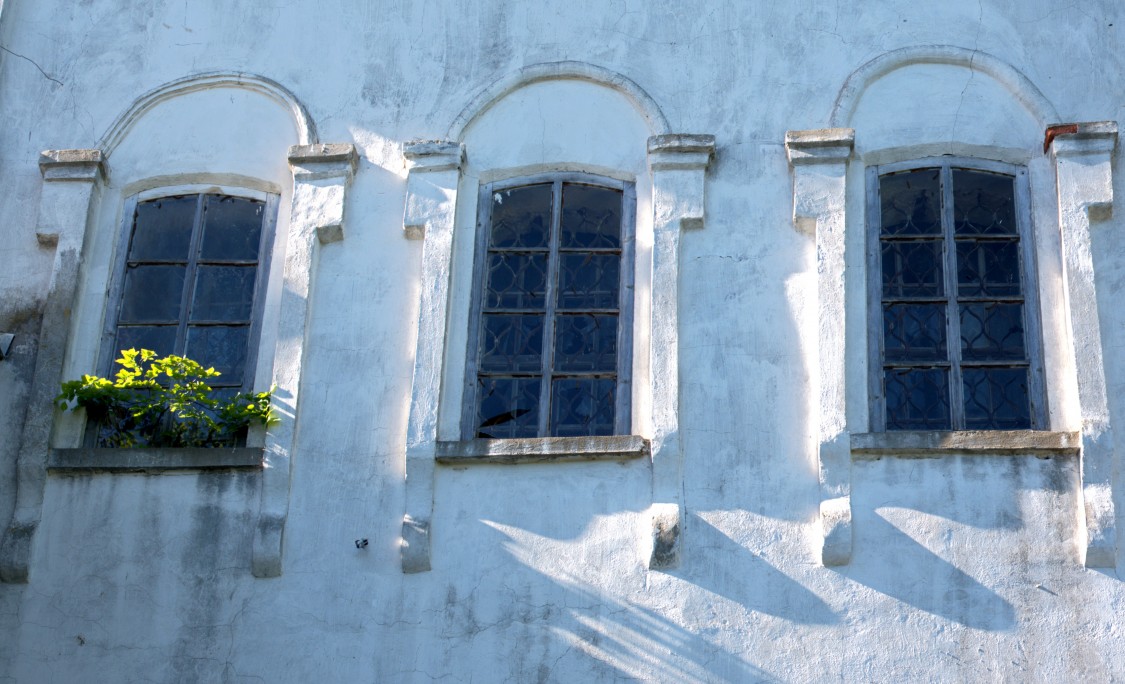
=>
[684,513,839,625]
[838,510,1017,631]
[856,455,1045,532]
[457,519,785,684]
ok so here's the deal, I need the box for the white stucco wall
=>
[1,1,1125,682]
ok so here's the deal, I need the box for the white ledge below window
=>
[435,435,649,465]
[851,431,1080,458]
[47,447,265,473]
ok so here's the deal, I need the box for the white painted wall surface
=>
[0,1,1124,682]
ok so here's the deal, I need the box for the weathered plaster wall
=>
[1,0,1124,681]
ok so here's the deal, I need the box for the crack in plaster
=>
[0,44,63,86]
[950,0,985,145]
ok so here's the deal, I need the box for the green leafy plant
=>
[56,349,276,448]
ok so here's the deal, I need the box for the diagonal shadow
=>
[839,510,1016,631]
[681,513,840,625]
[458,519,785,684]
[853,454,1079,532]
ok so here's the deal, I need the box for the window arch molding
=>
[787,116,1119,570]
[0,68,359,583]
[399,68,714,573]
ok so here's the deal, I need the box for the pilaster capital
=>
[785,129,855,166]
[288,143,358,181]
[404,140,465,173]
[647,134,715,171]
[39,149,104,182]
[1046,121,1117,158]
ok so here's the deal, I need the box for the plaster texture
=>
[1,1,1125,682]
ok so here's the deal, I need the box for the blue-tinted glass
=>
[884,368,951,430]
[479,314,544,372]
[485,253,547,309]
[119,265,185,322]
[191,266,256,321]
[558,253,620,309]
[880,170,941,236]
[882,240,943,298]
[550,378,615,437]
[957,239,1021,296]
[114,326,177,359]
[185,325,250,386]
[490,185,552,249]
[186,386,248,446]
[476,377,541,438]
[883,304,946,361]
[960,303,1026,361]
[963,368,1031,429]
[560,185,622,249]
[129,196,197,261]
[953,170,1016,235]
[554,314,618,372]
[200,195,264,261]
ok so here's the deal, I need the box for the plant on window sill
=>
[56,349,276,448]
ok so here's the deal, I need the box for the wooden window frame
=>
[461,172,636,439]
[866,157,1047,431]
[98,185,278,397]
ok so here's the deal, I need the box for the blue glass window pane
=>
[560,185,622,249]
[554,314,618,372]
[490,185,552,249]
[957,239,1021,297]
[120,265,185,323]
[476,377,541,438]
[485,253,548,309]
[883,304,946,362]
[191,266,257,322]
[881,240,944,298]
[200,195,263,261]
[185,325,250,386]
[963,368,1031,429]
[960,303,1026,361]
[479,314,544,372]
[114,326,177,359]
[884,368,951,430]
[880,169,941,236]
[129,196,196,261]
[558,253,620,309]
[953,170,1016,236]
[550,378,615,437]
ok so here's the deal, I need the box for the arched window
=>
[867,158,1045,430]
[94,187,278,444]
[463,175,635,438]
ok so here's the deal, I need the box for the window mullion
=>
[941,165,965,428]
[174,193,207,357]
[537,181,564,436]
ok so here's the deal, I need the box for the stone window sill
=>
[850,431,1080,459]
[47,447,265,473]
[435,435,649,465]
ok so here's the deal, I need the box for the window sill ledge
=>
[435,435,649,465]
[48,447,265,473]
[851,431,1080,459]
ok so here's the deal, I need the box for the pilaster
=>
[1049,121,1119,568]
[1,150,104,583]
[252,143,358,577]
[400,140,465,573]
[785,128,855,566]
[646,133,715,569]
